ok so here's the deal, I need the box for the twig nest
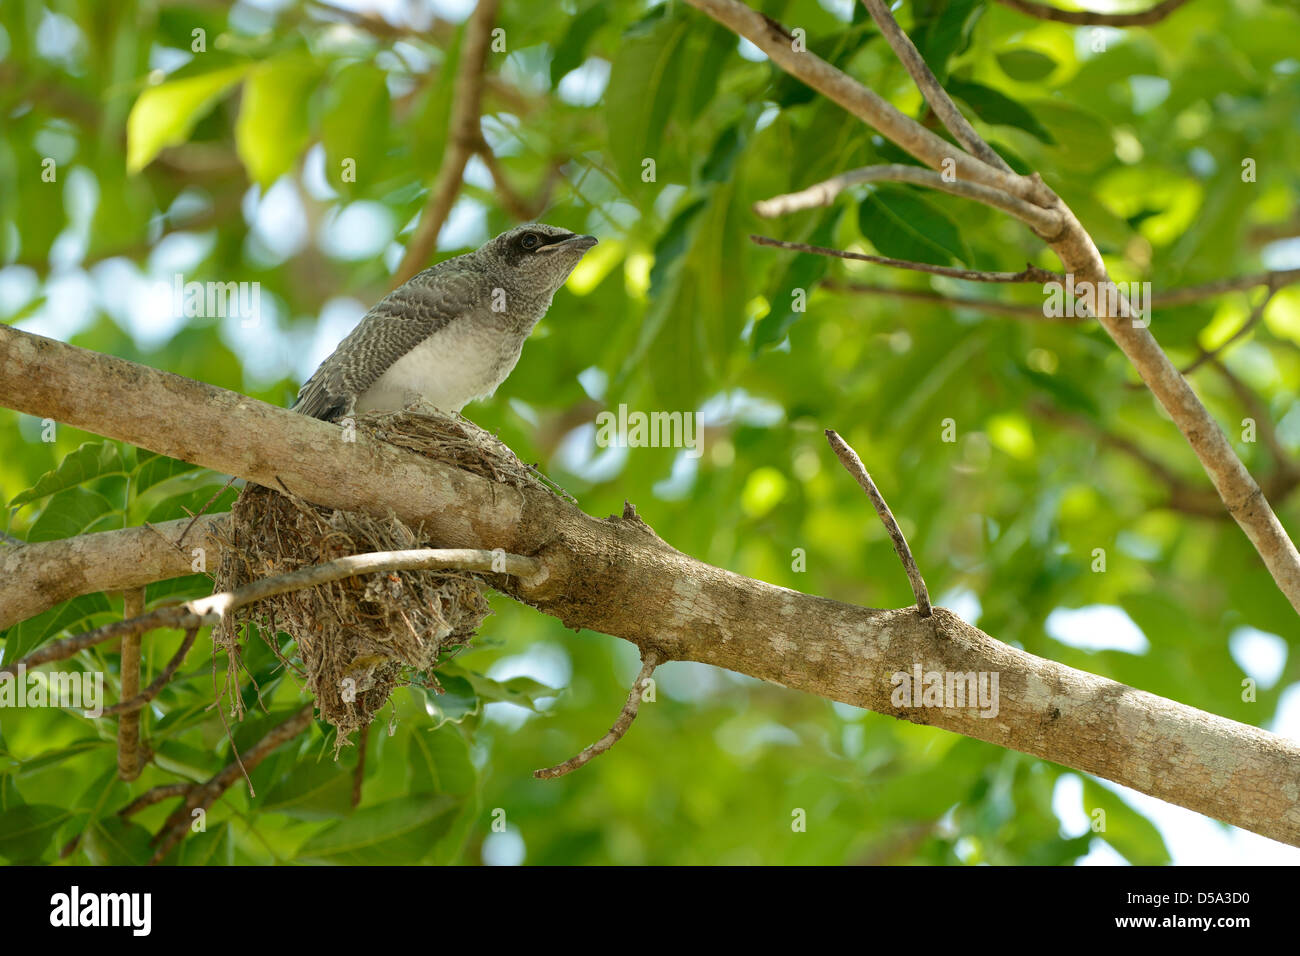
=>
[211,408,557,747]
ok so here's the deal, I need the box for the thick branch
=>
[1,327,1298,845]
[696,0,1300,618]
[681,0,1051,207]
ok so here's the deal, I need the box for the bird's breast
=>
[356,320,527,414]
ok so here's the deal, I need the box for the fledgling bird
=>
[293,223,597,422]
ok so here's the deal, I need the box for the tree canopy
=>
[2,0,1299,865]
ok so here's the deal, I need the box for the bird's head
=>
[481,223,598,300]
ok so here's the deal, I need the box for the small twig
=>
[475,144,562,221]
[820,280,1087,320]
[116,588,146,781]
[0,548,542,678]
[1178,285,1278,377]
[534,649,663,779]
[1208,359,1296,476]
[859,2,1015,177]
[119,783,192,819]
[825,430,932,618]
[752,234,1060,284]
[991,0,1192,27]
[103,626,199,716]
[149,704,314,864]
[753,163,1061,235]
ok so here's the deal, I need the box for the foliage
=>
[2,0,1299,864]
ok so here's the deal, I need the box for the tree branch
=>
[1,327,1298,845]
[751,235,1061,284]
[825,430,932,617]
[391,0,500,285]
[753,164,1061,235]
[690,0,1300,618]
[991,0,1193,27]
[535,649,663,779]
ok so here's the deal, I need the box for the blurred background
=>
[2,0,1299,864]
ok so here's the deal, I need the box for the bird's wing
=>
[293,269,480,421]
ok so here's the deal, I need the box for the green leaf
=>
[133,451,202,495]
[0,804,66,862]
[235,53,322,187]
[259,760,353,820]
[947,79,1055,144]
[857,186,969,266]
[83,817,154,865]
[26,487,119,542]
[419,674,480,729]
[914,0,983,82]
[1082,779,1171,865]
[296,794,458,864]
[997,49,1058,82]
[321,61,390,197]
[173,821,233,866]
[5,593,112,662]
[10,442,125,507]
[753,212,838,351]
[456,670,559,714]
[409,727,477,796]
[605,14,689,192]
[550,1,608,86]
[126,64,250,173]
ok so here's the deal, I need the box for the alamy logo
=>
[0,664,102,717]
[1042,276,1151,327]
[50,886,151,936]
[594,404,702,459]
[165,273,261,327]
[890,665,1000,718]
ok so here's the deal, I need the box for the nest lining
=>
[211,408,554,747]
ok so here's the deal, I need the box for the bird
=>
[293,223,598,422]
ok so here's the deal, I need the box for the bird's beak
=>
[539,234,598,253]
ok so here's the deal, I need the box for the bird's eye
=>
[521,233,540,250]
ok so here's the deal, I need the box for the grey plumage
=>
[294,223,597,422]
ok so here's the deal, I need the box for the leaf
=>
[133,450,202,494]
[699,124,744,185]
[913,0,983,82]
[753,211,839,351]
[409,728,476,796]
[409,730,479,865]
[605,14,689,192]
[947,79,1055,144]
[1082,779,1171,865]
[173,821,232,866]
[5,593,112,662]
[83,817,154,865]
[321,61,390,197]
[0,804,66,862]
[126,64,249,173]
[550,1,608,86]
[1029,102,1113,172]
[259,760,353,820]
[26,487,119,542]
[235,52,323,187]
[296,795,458,865]
[420,674,480,729]
[857,186,969,266]
[997,49,1058,83]
[455,671,558,713]
[10,441,125,507]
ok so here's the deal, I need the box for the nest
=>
[211,408,558,748]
